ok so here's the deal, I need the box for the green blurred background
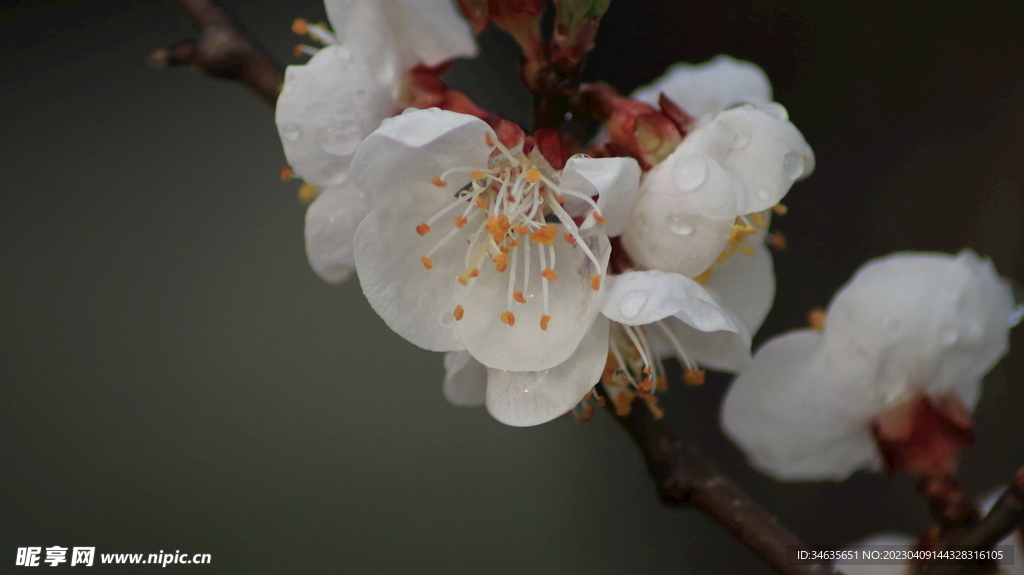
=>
[2,1,1023,573]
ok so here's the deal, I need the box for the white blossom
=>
[721,250,1018,481]
[631,54,773,119]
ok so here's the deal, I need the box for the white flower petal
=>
[658,311,753,373]
[601,270,736,332]
[305,180,372,283]
[621,151,735,278]
[824,250,1013,405]
[443,351,487,407]
[326,0,476,74]
[703,240,776,334]
[351,108,493,210]
[353,200,472,352]
[457,228,611,371]
[560,155,642,237]
[721,330,881,481]
[632,55,773,118]
[276,46,392,186]
[684,105,815,215]
[485,316,610,426]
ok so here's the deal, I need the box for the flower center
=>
[416,145,605,331]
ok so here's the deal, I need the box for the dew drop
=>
[667,215,694,236]
[783,151,805,180]
[756,188,770,201]
[619,291,648,319]
[1008,281,1024,327]
[673,151,707,192]
[322,118,361,155]
[439,309,456,328]
[281,122,301,141]
[732,133,750,149]
[941,329,959,346]
[761,102,789,121]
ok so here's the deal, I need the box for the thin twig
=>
[150,0,284,106]
[607,396,842,575]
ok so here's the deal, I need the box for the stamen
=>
[540,314,552,331]
[530,224,557,246]
[453,305,465,321]
[421,257,433,269]
[432,176,448,187]
[563,232,576,245]
[590,274,602,291]
[513,291,527,304]
[525,169,541,182]
[293,44,319,57]
[500,311,516,326]
[808,307,827,331]
[298,183,319,204]
[454,216,468,228]
[693,267,714,284]
[751,212,767,227]
[615,390,635,416]
[416,223,430,236]
[593,212,607,224]
[654,319,699,373]
[291,18,309,35]
[471,170,487,180]
[541,269,558,281]
[737,245,756,256]
[514,225,529,235]
[772,203,789,215]
[280,166,294,180]
[683,369,706,386]
[485,134,494,147]
[475,197,487,209]
[494,253,509,272]
[766,230,787,251]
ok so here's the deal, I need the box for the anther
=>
[541,269,558,281]
[469,268,480,278]
[530,224,557,246]
[454,216,468,228]
[766,230,787,251]
[597,395,606,406]
[525,169,542,182]
[416,223,430,236]
[485,134,494,147]
[583,390,594,402]
[457,277,468,286]
[514,225,529,235]
[615,390,635,416]
[737,245,756,256]
[643,366,652,375]
[500,311,516,326]
[513,291,526,304]
[645,398,665,420]
[508,238,520,247]
[808,307,827,331]
[451,305,465,321]
[280,166,294,180]
[291,18,309,35]
[471,171,486,180]
[590,275,602,291]
[540,314,552,330]
[494,253,509,272]
[556,195,566,204]
[421,256,433,269]
[593,212,607,224]
[656,375,668,393]
[683,369,706,386]
[432,176,448,187]
[751,212,767,227]
[772,203,789,215]
[563,232,577,245]
[576,404,595,424]
[693,268,714,284]
[298,183,319,204]
[475,197,487,209]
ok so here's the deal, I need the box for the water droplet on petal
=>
[667,215,694,236]
[941,328,959,346]
[761,102,789,121]
[322,117,361,155]
[673,151,707,192]
[756,188,770,201]
[439,309,456,328]
[281,122,301,141]
[619,290,649,319]
[732,134,749,149]
[1008,281,1024,327]
[783,151,805,180]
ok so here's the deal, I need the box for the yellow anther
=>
[808,308,827,331]
[471,171,487,180]
[541,269,558,281]
[693,267,714,284]
[291,18,309,35]
[751,212,767,228]
[738,245,756,257]
[454,216,468,228]
[772,203,789,215]
[767,230,787,251]
[298,183,320,204]
[416,223,430,236]
[513,291,526,304]
[530,224,557,246]
[683,369,706,386]
[469,268,479,278]
[432,176,448,187]
[563,232,577,245]
[421,256,433,269]
[525,169,542,182]
[453,305,464,321]
[540,314,552,331]
[500,311,516,326]
[590,274,602,291]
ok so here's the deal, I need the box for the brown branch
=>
[916,466,1024,575]
[607,396,842,575]
[149,0,284,107]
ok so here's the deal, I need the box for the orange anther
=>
[500,311,516,326]
[525,169,542,182]
[475,197,487,209]
[556,195,566,204]
[656,375,668,393]
[583,390,594,402]
[590,274,602,291]
[643,366,652,375]
[453,305,465,321]
[576,404,595,424]
[615,390,635,416]
[298,183,319,204]
[767,230,787,251]
[292,44,306,57]
[683,369,706,386]
[530,224,557,246]
[494,253,509,272]
[486,214,511,242]
[772,203,789,215]
[421,256,433,269]
[645,398,665,420]
[457,277,468,286]
[514,225,529,235]
[454,216,468,228]
[291,18,309,34]
[808,307,827,331]
[541,269,558,281]
[508,238,519,247]
[280,166,294,180]
[751,212,767,228]
[597,395,607,406]
[485,133,494,147]
[471,171,487,180]
[593,212,607,224]
[563,232,577,245]
[513,291,526,304]
[540,314,552,331]
[416,223,430,236]
[432,176,448,187]
[469,268,480,278]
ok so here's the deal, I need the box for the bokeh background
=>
[3,0,1023,573]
